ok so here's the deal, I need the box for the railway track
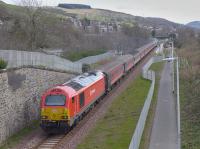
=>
[34,81,115,149]
[32,50,155,149]
[36,134,65,149]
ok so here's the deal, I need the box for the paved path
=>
[149,62,178,149]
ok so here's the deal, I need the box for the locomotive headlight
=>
[63,108,68,115]
[41,108,45,114]
[62,108,68,120]
[61,116,68,119]
[41,116,47,119]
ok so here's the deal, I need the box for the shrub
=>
[0,58,7,69]
[63,49,107,62]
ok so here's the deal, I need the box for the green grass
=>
[0,58,7,69]
[139,62,164,149]
[0,120,39,149]
[149,62,164,72]
[63,49,107,62]
[90,57,115,69]
[77,76,151,149]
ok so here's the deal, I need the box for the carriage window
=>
[79,93,85,108]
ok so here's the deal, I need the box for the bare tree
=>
[20,0,44,50]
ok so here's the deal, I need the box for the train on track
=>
[40,41,158,133]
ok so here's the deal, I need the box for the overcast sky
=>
[3,0,200,24]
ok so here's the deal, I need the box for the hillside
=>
[0,0,186,33]
[0,1,182,54]
[50,7,180,30]
[0,1,181,34]
[186,21,200,29]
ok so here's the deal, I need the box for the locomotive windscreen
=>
[45,95,66,106]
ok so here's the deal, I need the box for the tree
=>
[151,29,156,37]
[0,4,8,21]
[169,33,176,41]
[20,0,44,50]
[81,17,90,30]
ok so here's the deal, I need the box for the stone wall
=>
[0,68,74,144]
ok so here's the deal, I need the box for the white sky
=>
[2,0,200,24]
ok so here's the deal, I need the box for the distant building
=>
[65,16,121,34]
[99,25,108,33]
[107,25,114,32]
[69,17,82,28]
[0,20,3,25]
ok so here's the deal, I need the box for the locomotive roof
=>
[63,71,104,91]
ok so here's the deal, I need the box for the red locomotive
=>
[40,41,157,133]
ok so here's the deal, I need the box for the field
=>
[139,62,164,149]
[77,76,151,149]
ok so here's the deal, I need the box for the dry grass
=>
[176,40,200,149]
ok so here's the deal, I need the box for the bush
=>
[63,49,107,62]
[0,58,7,69]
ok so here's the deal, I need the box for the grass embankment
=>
[139,62,164,149]
[179,59,200,149]
[0,121,39,149]
[63,49,107,62]
[0,58,7,69]
[77,76,151,149]
[180,79,200,149]
[90,57,115,70]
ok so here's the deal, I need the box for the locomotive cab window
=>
[79,92,85,108]
[45,95,66,106]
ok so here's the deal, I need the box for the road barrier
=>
[129,56,163,149]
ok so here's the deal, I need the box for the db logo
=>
[90,89,96,96]
[52,109,57,113]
